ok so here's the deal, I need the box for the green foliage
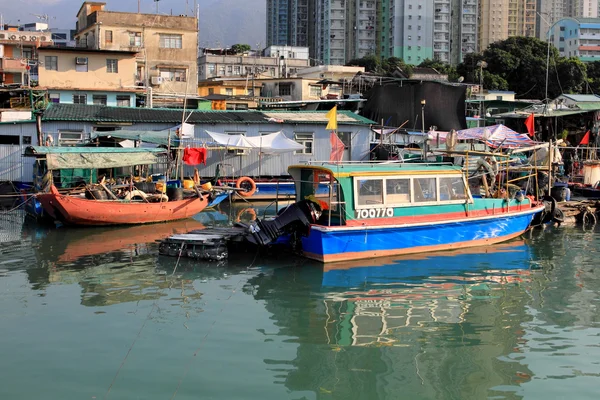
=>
[230,44,251,54]
[346,55,381,73]
[456,36,589,100]
[586,61,600,94]
[418,59,459,81]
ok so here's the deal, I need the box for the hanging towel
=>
[183,148,207,165]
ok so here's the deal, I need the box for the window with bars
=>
[73,94,87,104]
[105,30,113,44]
[159,34,182,49]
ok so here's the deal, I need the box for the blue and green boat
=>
[287,162,544,263]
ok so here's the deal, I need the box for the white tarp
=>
[205,130,304,153]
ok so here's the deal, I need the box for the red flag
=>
[580,130,590,146]
[329,132,345,162]
[182,148,207,165]
[524,113,535,136]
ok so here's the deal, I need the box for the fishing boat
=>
[25,146,211,226]
[283,162,545,263]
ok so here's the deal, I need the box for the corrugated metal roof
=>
[289,162,462,175]
[24,146,166,156]
[574,102,600,110]
[560,94,600,102]
[41,104,375,125]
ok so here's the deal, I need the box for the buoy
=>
[124,190,148,201]
[235,176,256,197]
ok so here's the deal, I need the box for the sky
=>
[1,0,266,47]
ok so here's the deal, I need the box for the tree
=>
[382,57,413,77]
[231,44,251,54]
[585,61,600,94]
[418,59,459,81]
[346,55,381,73]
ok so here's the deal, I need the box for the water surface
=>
[0,208,599,399]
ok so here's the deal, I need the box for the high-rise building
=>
[266,0,311,48]
[478,0,536,51]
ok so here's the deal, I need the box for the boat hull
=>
[36,187,209,226]
[301,206,543,263]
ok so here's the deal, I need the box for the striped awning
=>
[457,124,539,149]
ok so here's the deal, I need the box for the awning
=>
[205,130,304,153]
[90,123,193,145]
[24,146,166,170]
[456,124,539,149]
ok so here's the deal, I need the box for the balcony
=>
[0,58,27,72]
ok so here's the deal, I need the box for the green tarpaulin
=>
[45,152,163,170]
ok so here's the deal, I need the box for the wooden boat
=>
[25,146,210,226]
[287,162,545,263]
[36,185,208,226]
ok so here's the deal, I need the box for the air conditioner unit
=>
[75,57,88,65]
[151,76,163,85]
[31,36,38,41]
[41,36,47,41]
[20,36,28,41]
[9,35,17,40]
[0,34,5,39]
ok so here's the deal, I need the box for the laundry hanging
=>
[183,148,207,165]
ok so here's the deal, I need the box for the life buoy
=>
[235,176,256,197]
[124,190,148,201]
[235,208,257,222]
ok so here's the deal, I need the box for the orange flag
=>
[524,113,535,136]
[580,130,590,146]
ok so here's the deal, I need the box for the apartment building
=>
[74,1,198,107]
[550,17,600,62]
[37,46,141,106]
[198,46,310,83]
[266,0,311,48]
[0,28,54,86]
[478,0,536,51]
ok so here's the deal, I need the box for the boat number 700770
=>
[356,208,394,219]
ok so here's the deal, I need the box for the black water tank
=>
[166,187,184,202]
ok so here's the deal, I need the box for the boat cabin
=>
[288,163,473,226]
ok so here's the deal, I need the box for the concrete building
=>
[198,47,310,82]
[0,28,54,85]
[19,23,77,47]
[74,1,198,107]
[387,0,435,65]
[537,1,598,41]
[550,17,600,61]
[478,0,536,51]
[37,46,142,106]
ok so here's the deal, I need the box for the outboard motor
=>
[241,200,322,246]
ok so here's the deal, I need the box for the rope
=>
[0,196,33,214]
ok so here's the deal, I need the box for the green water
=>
[0,208,599,399]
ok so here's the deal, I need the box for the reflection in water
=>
[0,210,599,399]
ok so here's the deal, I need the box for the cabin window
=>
[386,178,411,204]
[294,133,313,155]
[357,179,383,206]
[414,177,437,202]
[309,85,322,97]
[439,176,467,200]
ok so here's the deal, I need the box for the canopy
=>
[206,130,304,153]
[90,123,193,146]
[24,146,166,170]
[456,124,538,149]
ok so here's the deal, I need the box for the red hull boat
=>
[37,185,209,226]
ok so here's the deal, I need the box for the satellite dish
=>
[458,76,464,83]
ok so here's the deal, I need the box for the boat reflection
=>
[247,241,536,398]
[25,218,206,264]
